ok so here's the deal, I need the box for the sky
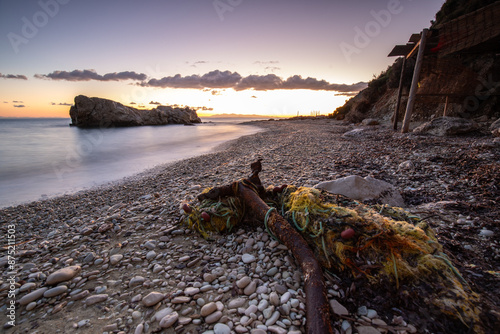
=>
[0,0,445,117]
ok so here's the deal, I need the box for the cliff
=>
[69,95,201,128]
[332,0,500,133]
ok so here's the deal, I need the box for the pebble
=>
[172,296,191,304]
[205,310,223,324]
[142,292,164,307]
[110,254,123,265]
[159,312,178,328]
[242,253,256,264]
[479,229,494,237]
[236,276,252,289]
[244,281,257,295]
[214,323,231,334]
[19,287,48,305]
[201,302,218,316]
[154,308,174,322]
[269,292,280,306]
[228,298,247,309]
[84,294,108,306]
[129,276,146,288]
[330,299,349,315]
[265,311,280,326]
[184,287,200,296]
[43,285,68,298]
[45,266,81,285]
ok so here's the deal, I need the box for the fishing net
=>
[182,184,482,330]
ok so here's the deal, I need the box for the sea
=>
[0,117,265,209]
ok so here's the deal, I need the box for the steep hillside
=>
[332,0,500,130]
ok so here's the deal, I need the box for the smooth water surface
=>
[0,118,262,208]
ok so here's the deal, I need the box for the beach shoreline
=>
[1,119,498,333]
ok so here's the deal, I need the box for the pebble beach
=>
[1,118,499,334]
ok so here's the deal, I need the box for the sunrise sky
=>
[0,0,444,118]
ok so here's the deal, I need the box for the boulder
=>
[69,95,201,128]
[412,116,478,136]
[490,118,500,137]
[314,175,405,207]
[361,118,379,126]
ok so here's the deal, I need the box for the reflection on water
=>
[0,118,261,208]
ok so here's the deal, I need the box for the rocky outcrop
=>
[413,116,478,136]
[69,95,201,128]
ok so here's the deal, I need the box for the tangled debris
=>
[183,160,486,333]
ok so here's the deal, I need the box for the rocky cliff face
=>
[332,0,500,133]
[69,95,201,128]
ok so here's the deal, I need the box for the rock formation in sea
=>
[69,95,201,128]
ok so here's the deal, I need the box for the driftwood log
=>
[198,160,333,334]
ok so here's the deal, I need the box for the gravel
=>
[1,118,498,333]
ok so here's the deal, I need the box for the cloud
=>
[144,70,242,89]
[251,95,257,98]
[142,71,366,93]
[35,69,147,81]
[235,74,283,91]
[14,105,25,108]
[51,102,73,106]
[34,67,366,94]
[149,101,161,105]
[0,73,28,80]
[129,102,137,104]
[12,100,24,103]
[188,60,209,68]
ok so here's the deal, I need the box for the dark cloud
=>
[12,100,24,103]
[35,69,147,81]
[129,102,137,104]
[13,105,25,108]
[0,73,28,80]
[34,68,366,94]
[142,71,366,93]
[51,102,73,106]
[235,74,282,91]
[149,101,161,105]
[144,70,242,89]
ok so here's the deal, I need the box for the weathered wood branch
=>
[198,160,333,334]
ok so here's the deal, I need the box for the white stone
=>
[242,254,256,264]
[314,175,405,207]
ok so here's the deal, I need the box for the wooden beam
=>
[393,57,407,130]
[402,29,428,133]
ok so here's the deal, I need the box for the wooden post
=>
[402,29,428,133]
[393,56,407,130]
[443,95,449,116]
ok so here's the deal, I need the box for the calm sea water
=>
[0,117,263,208]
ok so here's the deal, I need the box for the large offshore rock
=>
[412,116,478,136]
[69,95,201,128]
